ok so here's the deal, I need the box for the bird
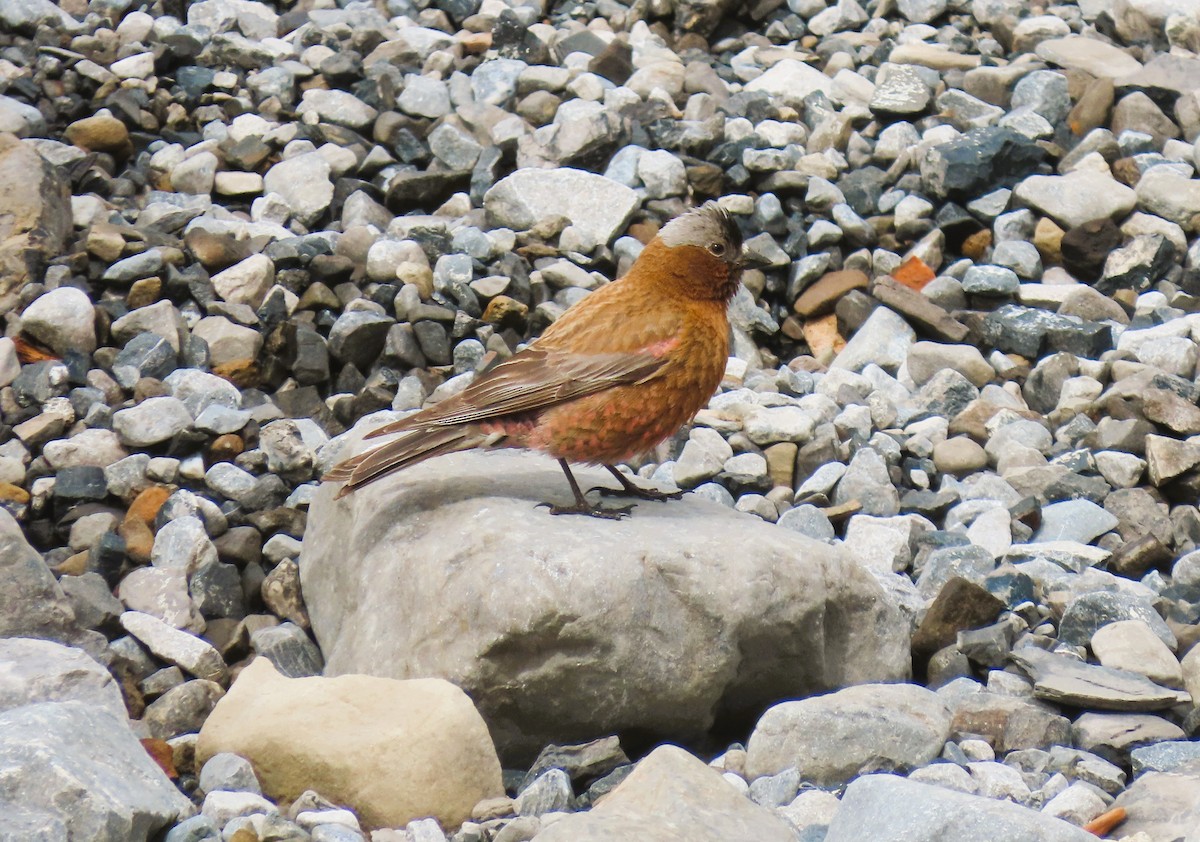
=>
[322,200,749,519]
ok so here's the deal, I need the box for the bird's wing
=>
[364,342,675,437]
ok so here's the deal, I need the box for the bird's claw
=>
[536,501,635,520]
[589,483,684,503]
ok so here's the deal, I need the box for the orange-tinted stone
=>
[891,256,936,291]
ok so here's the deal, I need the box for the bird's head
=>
[651,200,748,302]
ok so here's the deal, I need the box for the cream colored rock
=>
[532,745,795,841]
[196,658,503,830]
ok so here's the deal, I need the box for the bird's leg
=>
[591,464,685,502]
[538,459,634,520]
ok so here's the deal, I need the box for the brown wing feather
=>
[364,344,670,439]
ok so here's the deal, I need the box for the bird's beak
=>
[738,250,773,270]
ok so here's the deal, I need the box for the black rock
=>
[385,170,472,213]
[1058,591,1175,648]
[1095,233,1176,295]
[920,127,1046,202]
[87,532,127,588]
[413,320,452,366]
[190,560,247,620]
[982,304,1113,359]
[838,166,888,216]
[54,467,108,503]
[250,623,324,678]
[588,40,634,85]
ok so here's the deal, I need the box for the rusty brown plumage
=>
[323,200,747,518]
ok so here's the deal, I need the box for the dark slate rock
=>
[919,127,1045,202]
[385,170,472,213]
[54,467,109,503]
[113,333,178,387]
[1058,591,1177,649]
[1095,233,1177,295]
[249,622,323,678]
[981,304,1113,359]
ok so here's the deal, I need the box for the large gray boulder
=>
[0,702,192,840]
[302,438,909,759]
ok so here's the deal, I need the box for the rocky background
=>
[4,0,1200,838]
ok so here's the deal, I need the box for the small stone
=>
[21,287,96,355]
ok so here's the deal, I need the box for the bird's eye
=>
[709,242,726,256]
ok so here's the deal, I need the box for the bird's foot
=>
[590,482,683,503]
[537,500,635,520]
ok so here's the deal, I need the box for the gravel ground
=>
[3,0,1200,838]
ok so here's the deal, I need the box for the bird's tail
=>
[322,426,486,499]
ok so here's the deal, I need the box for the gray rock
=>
[824,774,1095,842]
[832,306,915,374]
[60,573,124,631]
[484,168,639,246]
[0,509,81,643]
[119,611,227,683]
[296,89,377,130]
[0,638,125,718]
[263,151,333,226]
[897,0,947,23]
[1131,741,1200,776]
[302,445,908,758]
[530,745,795,841]
[21,286,96,355]
[1110,758,1200,839]
[249,622,324,678]
[0,702,191,840]
[43,429,128,470]
[199,752,261,796]
[515,768,573,816]
[1058,591,1176,649]
[398,74,450,119]
[1014,171,1136,228]
[143,679,225,741]
[113,396,192,447]
[834,448,900,516]
[1034,36,1143,78]
[151,515,219,575]
[1032,499,1119,544]
[962,264,1019,296]
[1012,648,1188,711]
[192,317,262,366]
[112,300,188,352]
[118,567,203,632]
[1135,167,1200,233]
[870,64,932,116]
[746,684,950,784]
[163,369,242,417]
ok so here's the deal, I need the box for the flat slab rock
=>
[1012,648,1189,711]
[302,433,909,760]
[824,773,1097,842]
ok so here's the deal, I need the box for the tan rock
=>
[63,114,133,158]
[1092,620,1183,688]
[533,745,795,841]
[196,658,503,830]
[0,133,71,296]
